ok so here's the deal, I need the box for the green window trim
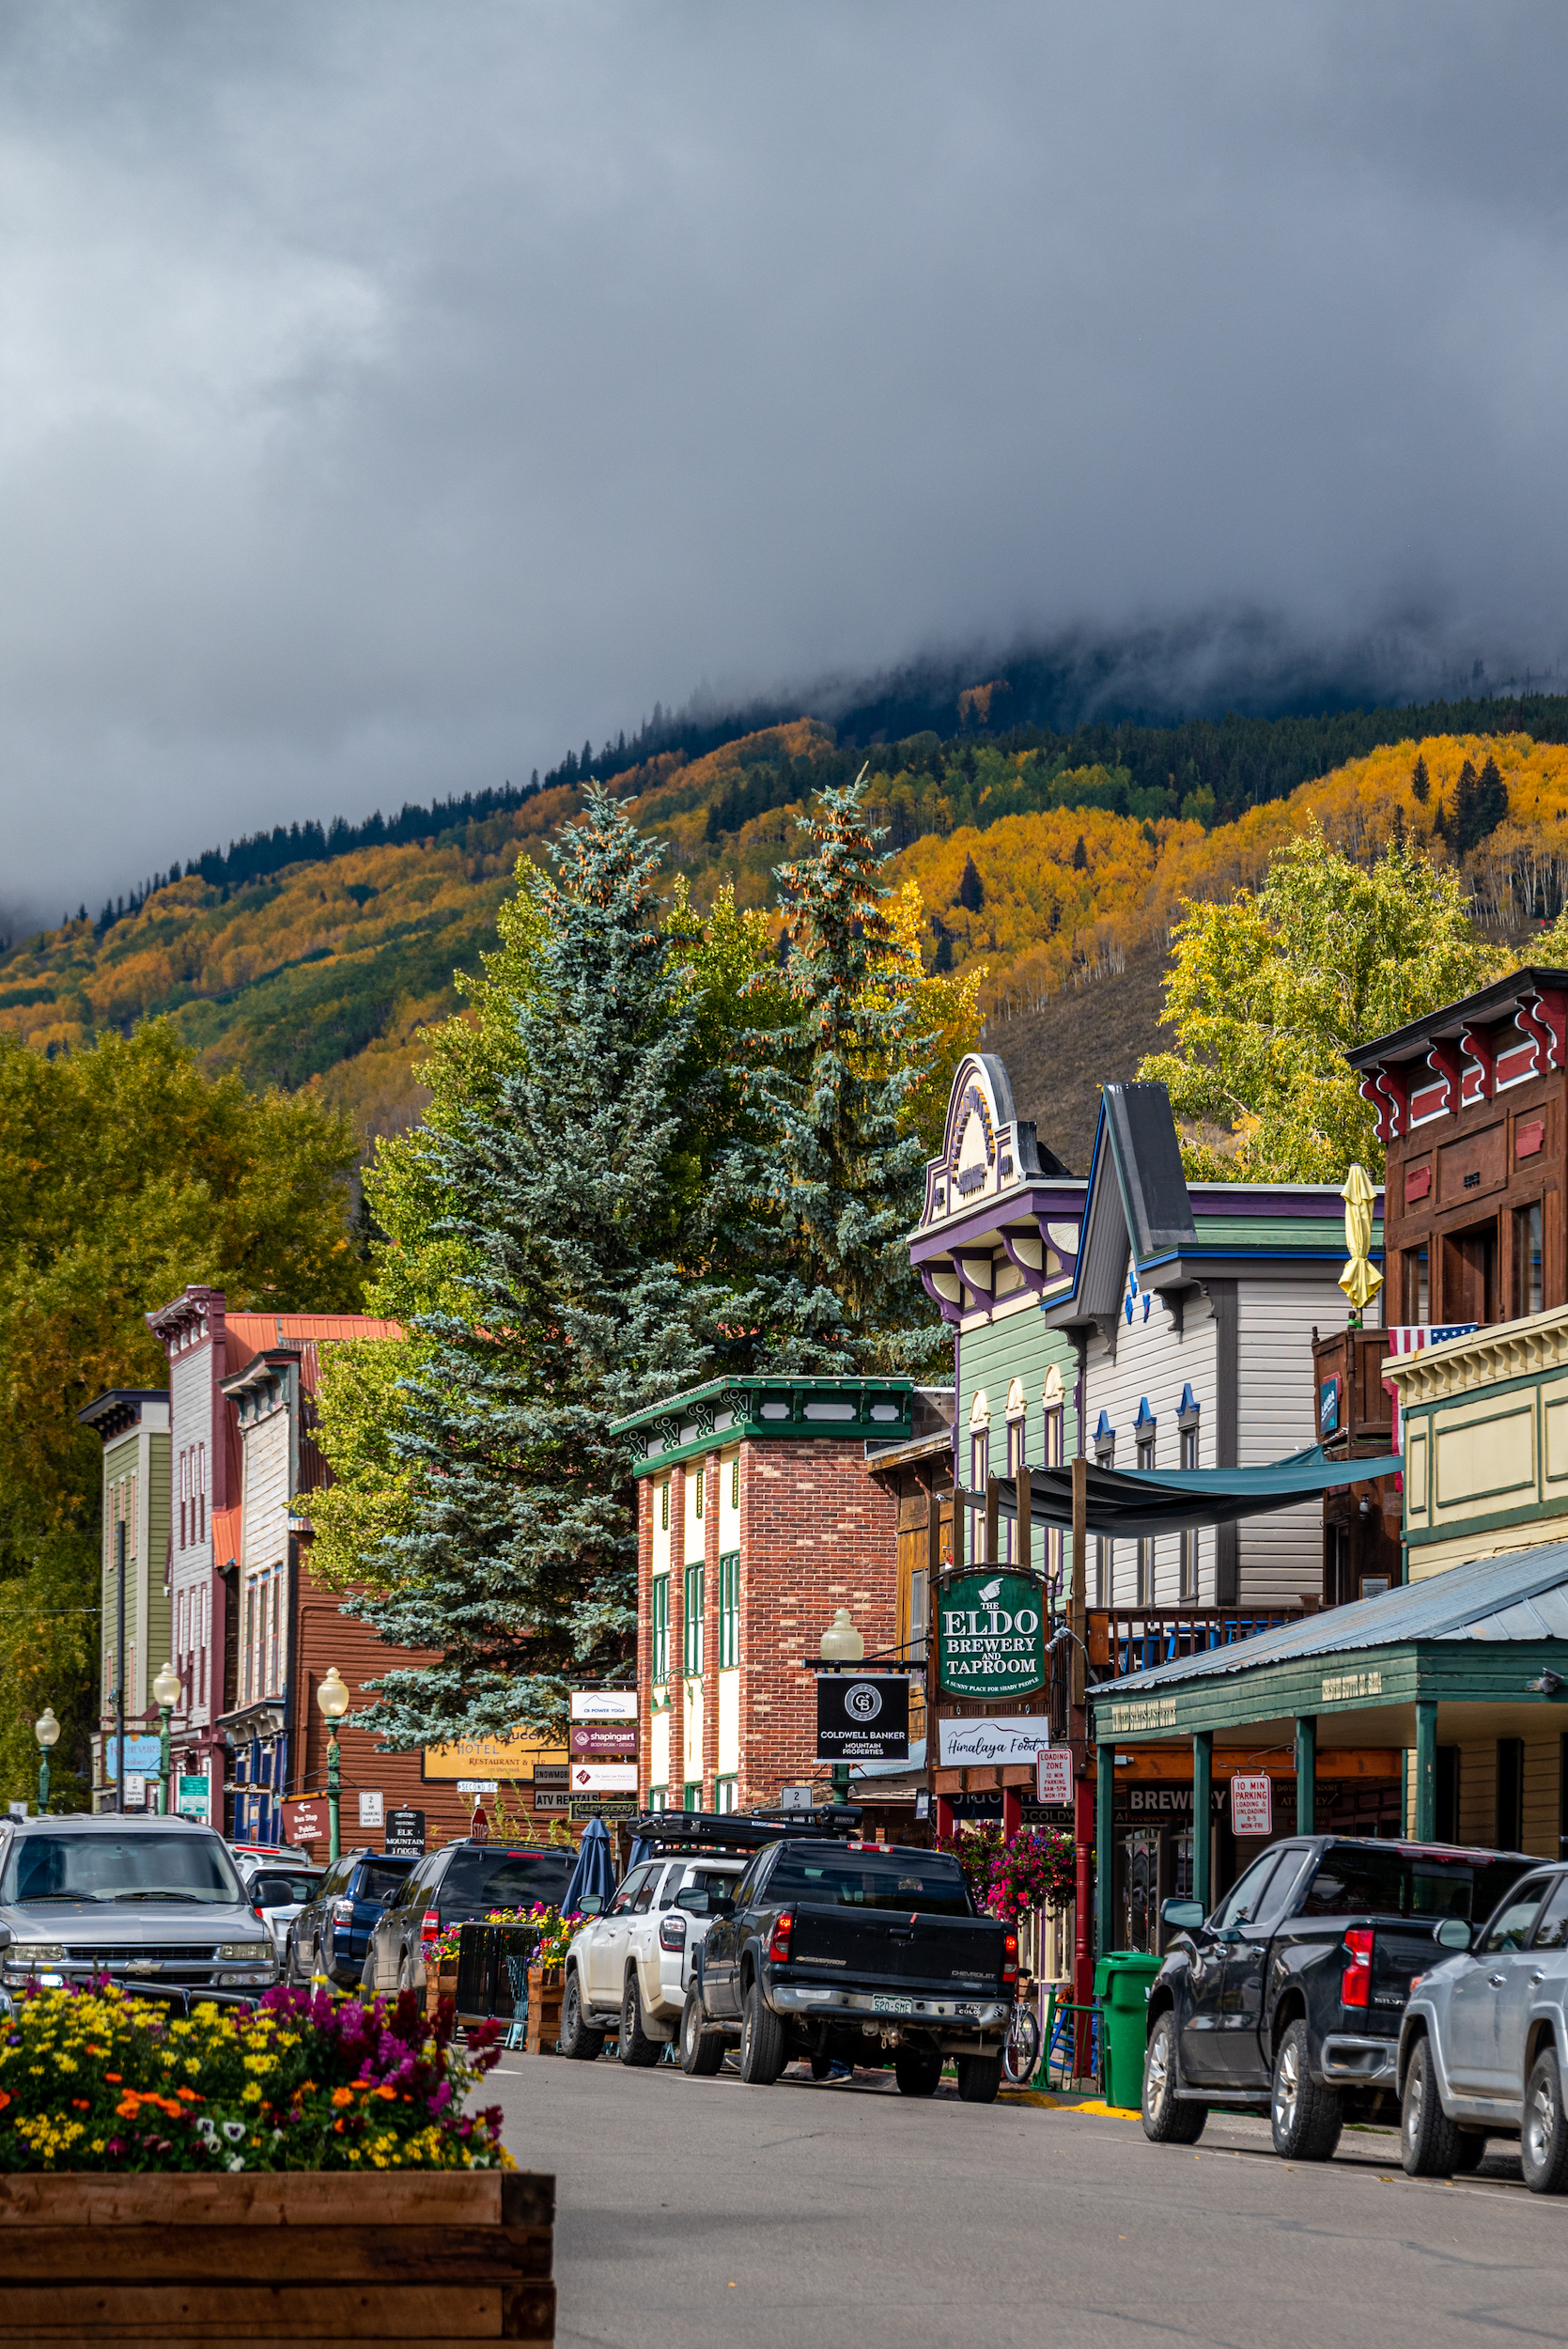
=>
[652,1574,670,1684]
[684,1562,705,1677]
[683,1780,703,1812]
[719,1549,739,1669]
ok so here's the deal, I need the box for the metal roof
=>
[1104,1538,1568,1694]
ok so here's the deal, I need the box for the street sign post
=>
[1230,1774,1273,1837]
[1036,1747,1074,1804]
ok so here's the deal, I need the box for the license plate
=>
[872,1995,914,2015]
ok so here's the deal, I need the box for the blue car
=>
[287,1846,417,1988]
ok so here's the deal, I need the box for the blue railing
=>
[1103,1605,1306,1680]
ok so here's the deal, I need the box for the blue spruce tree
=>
[352,788,717,1746]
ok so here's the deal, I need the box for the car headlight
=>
[8,1943,65,1964]
[218,1942,274,1963]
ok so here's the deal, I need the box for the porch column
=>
[1192,1731,1212,1911]
[1414,1701,1437,1841]
[1295,1713,1317,1839]
[1095,1738,1115,1961]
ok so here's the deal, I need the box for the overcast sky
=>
[3,0,1567,920]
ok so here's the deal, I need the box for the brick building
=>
[613,1377,927,1812]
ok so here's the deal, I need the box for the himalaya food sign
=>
[938,1572,1046,1700]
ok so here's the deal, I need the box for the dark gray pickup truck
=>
[1142,1833,1533,2159]
[684,1838,1017,2102]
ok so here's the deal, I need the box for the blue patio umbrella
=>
[562,1816,616,1915]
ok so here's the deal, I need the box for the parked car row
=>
[557,1811,1018,2104]
[1139,1829,1568,2191]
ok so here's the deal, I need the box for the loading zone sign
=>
[938,1573,1046,1701]
[815,1675,910,1764]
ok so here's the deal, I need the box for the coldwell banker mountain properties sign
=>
[815,1676,910,1764]
[937,1573,1046,1700]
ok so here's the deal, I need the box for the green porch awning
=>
[982,1443,1401,1540]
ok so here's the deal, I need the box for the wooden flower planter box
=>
[525,1966,563,2057]
[0,2168,554,2343]
[428,1963,459,2022]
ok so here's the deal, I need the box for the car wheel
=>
[894,2047,942,2097]
[955,2054,1001,2105]
[679,1987,723,2077]
[1270,2018,1343,2162]
[1141,2011,1206,2144]
[559,1968,607,2061]
[618,1972,663,2068]
[1522,2047,1568,2193]
[1400,2036,1461,2177]
[738,1983,786,2086]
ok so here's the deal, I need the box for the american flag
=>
[1382,1324,1478,1454]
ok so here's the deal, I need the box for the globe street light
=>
[152,1661,182,1816]
[34,1706,59,1814]
[316,1668,351,1862]
[819,1610,864,1804]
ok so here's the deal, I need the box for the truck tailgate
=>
[1363,1922,1436,2035]
[788,1906,1008,1994]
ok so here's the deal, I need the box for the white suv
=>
[560,1853,745,2063]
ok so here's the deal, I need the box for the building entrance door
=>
[1125,1831,1160,1952]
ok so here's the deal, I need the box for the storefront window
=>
[1514,1202,1544,1318]
[652,1574,670,1683]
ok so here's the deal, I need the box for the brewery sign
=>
[815,1675,910,1764]
[937,1572,1046,1699]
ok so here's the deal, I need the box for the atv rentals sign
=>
[937,1572,1046,1701]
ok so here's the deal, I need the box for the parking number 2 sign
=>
[1230,1774,1273,1836]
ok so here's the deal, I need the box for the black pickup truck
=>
[683,1836,1017,2102]
[1142,1833,1533,2159]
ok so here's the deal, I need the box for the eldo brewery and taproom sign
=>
[937,1573,1046,1699]
[815,1676,910,1765]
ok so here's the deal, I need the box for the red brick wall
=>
[737,1439,898,1808]
[634,1437,900,1813]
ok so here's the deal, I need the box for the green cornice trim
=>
[613,1374,916,1476]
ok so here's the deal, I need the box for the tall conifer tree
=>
[721,778,939,1375]
[351,788,715,1745]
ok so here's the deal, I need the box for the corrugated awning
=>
[983,1443,1401,1540]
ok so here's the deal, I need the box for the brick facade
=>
[637,1433,899,1812]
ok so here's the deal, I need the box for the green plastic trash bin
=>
[1093,1951,1163,2111]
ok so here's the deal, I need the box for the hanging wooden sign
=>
[937,1570,1047,1700]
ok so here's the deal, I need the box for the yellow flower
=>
[241,2085,263,2104]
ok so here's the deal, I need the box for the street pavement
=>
[485,2052,1568,2349]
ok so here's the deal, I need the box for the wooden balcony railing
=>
[1090,1604,1308,1683]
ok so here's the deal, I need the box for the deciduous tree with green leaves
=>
[1140,824,1505,1181]
[0,1022,360,1808]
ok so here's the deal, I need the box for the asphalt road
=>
[485,2053,1568,2349]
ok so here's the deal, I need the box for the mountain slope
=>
[2,717,1563,1152]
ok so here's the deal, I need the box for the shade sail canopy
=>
[981,1444,1402,1540]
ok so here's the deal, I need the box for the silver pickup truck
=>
[0,1812,277,2002]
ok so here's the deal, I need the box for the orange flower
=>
[333,2117,345,2133]
[0,2092,10,2112]
[331,2086,353,2108]
[373,2085,396,2101]
[103,2073,121,2083]
[176,2088,201,2103]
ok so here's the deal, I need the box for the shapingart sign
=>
[937,1572,1046,1700]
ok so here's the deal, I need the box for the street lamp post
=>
[152,1662,182,1816]
[316,1667,351,1863]
[34,1706,59,1814]
[819,1608,863,1807]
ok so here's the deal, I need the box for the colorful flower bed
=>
[0,1980,508,2173]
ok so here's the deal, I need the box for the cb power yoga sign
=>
[937,1571,1046,1700]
